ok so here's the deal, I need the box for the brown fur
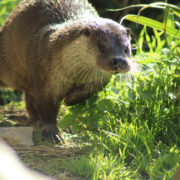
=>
[0,0,131,142]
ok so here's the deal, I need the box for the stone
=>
[0,127,34,146]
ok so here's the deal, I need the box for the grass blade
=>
[121,14,180,39]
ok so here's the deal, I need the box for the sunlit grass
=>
[59,21,179,179]
[59,49,179,179]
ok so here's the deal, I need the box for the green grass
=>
[59,50,179,179]
[59,13,180,179]
[0,0,20,26]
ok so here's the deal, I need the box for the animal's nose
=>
[112,57,128,70]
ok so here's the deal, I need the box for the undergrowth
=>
[59,7,180,179]
[59,51,179,180]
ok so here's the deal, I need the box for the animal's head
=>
[51,18,131,80]
[76,18,132,74]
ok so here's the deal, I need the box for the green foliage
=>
[122,14,180,40]
[0,0,20,26]
[60,52,179,179]
[0,89,22,104]
[59,15,180,179]
[120,2,180,57]
[60,54,179,142]
[61,157,96,179]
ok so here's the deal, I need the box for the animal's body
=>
[0,0,131,142]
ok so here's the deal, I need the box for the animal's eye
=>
[124,46,129,54]
[126,28,131,37]
[98,44,106,53]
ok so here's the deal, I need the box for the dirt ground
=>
[0,105,87,180]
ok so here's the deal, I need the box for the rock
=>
[0,127,34,146]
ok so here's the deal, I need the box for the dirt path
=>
[0,104,87,180]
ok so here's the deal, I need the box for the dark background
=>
[89,0,179,21]
[89,0,180,41]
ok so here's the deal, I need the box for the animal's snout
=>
[112,57,128,70]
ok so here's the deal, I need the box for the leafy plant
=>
[111,2,180,39]
[115,2,180,58]
[59,6,180,178]
[0,0,20,26]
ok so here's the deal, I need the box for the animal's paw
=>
[33,123,64,145]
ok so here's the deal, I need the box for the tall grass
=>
[59,47,179,179]
[59,2,180,179]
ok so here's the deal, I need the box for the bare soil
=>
[0,104,87,180]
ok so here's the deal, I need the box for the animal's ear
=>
[126,28,131,36]
[81,28,91,36]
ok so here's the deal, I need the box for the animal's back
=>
[0,0,98,90]
[2,0,98,33]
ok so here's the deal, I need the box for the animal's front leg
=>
[0,90,4,105]
[32,97,63,144]
[25,92,39,122]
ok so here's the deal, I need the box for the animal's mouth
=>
[110,58,131,74]
[97,57,131,74]
[112,71,119,75]
[112,67,130,74]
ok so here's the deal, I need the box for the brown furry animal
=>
[0,0,131,142]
